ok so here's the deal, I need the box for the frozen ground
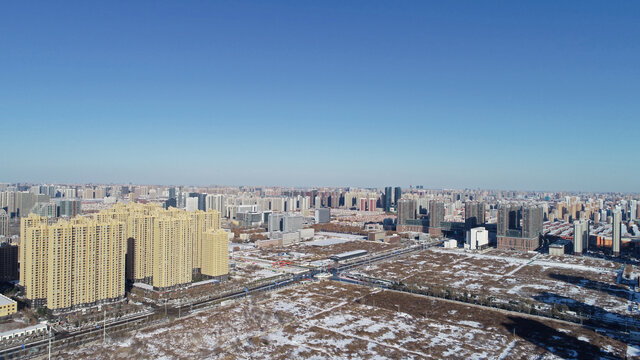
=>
[65,281,627,359]
[358,247,637,321]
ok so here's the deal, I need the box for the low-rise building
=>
[0,323,47,342]
[549,239,572,256]
[0,294,17,318]
[299,228,315,240]
[465,227,489,250]
[443,239,458,248]
[384,235,401,244]
[256,239,281,249]
[315,208,331,224]
[368,231,386,242]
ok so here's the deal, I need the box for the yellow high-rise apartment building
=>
[20,215,50,307]
[98,203,222,289]
[153,215,192,289]
[21,203,225,310]
[22,215,126,311]
[202,229,229,278]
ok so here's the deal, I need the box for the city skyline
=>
[3,3,640,358]
[2,2,639,192]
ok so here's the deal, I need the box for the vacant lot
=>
[357,248,637,325]
[249,239,402,263]
[66,281,629,359]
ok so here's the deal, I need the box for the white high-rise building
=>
[465,227,488,250]
[285,197,297,212]
[300,196,310,210]
[612,209,622,256]
[573,220,589,255]
[186,197,199,212]
[271,198,285,212]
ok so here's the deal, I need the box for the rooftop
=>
[0,294,16,307]
[0,324,47,339]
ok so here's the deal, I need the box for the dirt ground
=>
[65,281,630,359]
[358,248,636,322]
[254,239,402,263]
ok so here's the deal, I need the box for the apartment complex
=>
[20,203,225,311]
[21,214,125,311]
[93,203,222,289]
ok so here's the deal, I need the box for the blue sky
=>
[1,1,638,192]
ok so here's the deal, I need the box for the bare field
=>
[254,239,401,263]
[358,248,637,321]
[64,281,628,359]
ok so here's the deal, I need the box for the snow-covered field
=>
[65,282,627,359]
[359,247,636,320]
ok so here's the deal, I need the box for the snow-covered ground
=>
[65,282,627,359]
[359,247,637,321]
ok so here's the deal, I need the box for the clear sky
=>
[1,1,638,192]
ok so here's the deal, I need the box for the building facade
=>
[0,209,9,236]
[464,201,485,228]
[201,229,229,278]
[0,243,19,282]
[612,209,621,256]
[573,219,589,255]
[497,204,543,251]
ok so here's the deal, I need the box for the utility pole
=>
[103,309,106,344]
[48,326,52,360]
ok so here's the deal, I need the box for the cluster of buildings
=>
[20,203,228,312]
[2,182,639,317]
[1,188,83,220]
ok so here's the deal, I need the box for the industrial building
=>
[329,250,368,262]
